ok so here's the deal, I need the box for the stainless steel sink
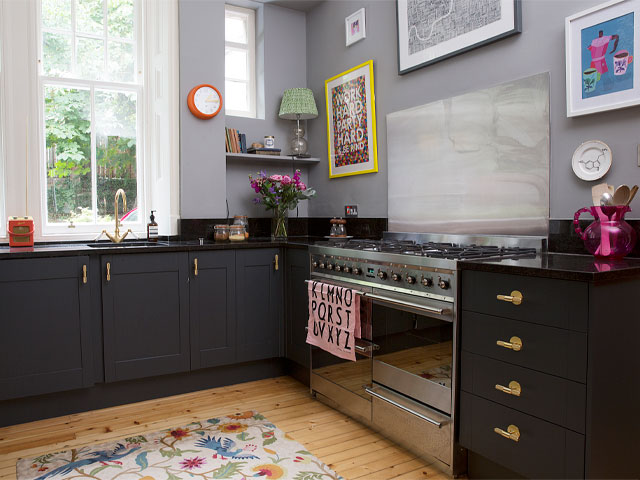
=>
[88,241,168,248]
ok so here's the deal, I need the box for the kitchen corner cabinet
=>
[235,249,283,362]
[101,253,190,382]
[189,250,236,369]
[285,247,310,367]
[0,256,93,400]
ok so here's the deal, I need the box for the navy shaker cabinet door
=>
[189,250,236,369]
[236,248,283,363]
[0,256,93,400]
[101,253,190,382]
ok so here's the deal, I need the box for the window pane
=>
[225,47,247,80]
[44,86,92,224]
[225,14,247,44]
[95,89,137,223]
[77,0,105,35]
[225,80,248,112]
[77,36,105,80]
[43,32,72,76]
[42,0,72,30]
[108,40,134,82]
[107,0,134,39]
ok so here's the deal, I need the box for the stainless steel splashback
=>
[387,73,550,236]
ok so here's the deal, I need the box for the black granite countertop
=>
[0,237,317,260]
[461,252,640,282]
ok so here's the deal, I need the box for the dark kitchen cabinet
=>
[189,250,236,369]
[285,247,310,367]
[101,252,190,382]
[0,256,93,400]
[235,248,283,362]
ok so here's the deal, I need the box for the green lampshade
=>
[279,88,318,120]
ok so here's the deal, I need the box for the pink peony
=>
[269,175,282,182]
[298,182,307,191]
[281,175,292,185]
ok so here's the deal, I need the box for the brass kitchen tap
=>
[101,189,132,243]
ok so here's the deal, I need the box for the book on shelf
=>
[225,127,249,153]
[247,147,282,156]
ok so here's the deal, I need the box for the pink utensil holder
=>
[574,206,636,259]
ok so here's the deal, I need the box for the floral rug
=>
[17,411,341,480]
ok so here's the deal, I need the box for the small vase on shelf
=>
[271,207,288,239]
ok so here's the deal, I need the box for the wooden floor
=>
[0,376,451,480]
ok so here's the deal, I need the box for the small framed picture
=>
[345,8,366,47]
[566,0,640,117]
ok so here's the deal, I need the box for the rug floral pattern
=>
[17,411,341,480]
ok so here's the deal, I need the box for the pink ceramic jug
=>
[573,206,636,258]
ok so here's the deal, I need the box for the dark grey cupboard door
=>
[0,256,93,400]
[236,248,283,362]
[285,248,310,367]
[189,250,236,369]
[101,253,190,382]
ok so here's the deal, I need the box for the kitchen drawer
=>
[459,392,585,479]
[462,311,587,383]
[461,351,586,433]
[461,271,587,332]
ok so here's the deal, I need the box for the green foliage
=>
[293,472,327,480]
[210,461,246,479]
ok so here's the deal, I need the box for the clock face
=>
[188,84,222,119]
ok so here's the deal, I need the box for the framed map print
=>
[566,0,640,117]
[397,0,522,74]
[325,60,378,178]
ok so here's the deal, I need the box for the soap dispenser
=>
[147,210,158,242]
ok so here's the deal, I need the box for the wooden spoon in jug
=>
[613,185,631,206]
[625,185,639,206]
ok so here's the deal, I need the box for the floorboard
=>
[0,376,448,480]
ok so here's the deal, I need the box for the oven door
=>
[368,290,454,415]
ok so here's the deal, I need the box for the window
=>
[0,9,4,238]
[39,0,143,233]
[225,5,256,118]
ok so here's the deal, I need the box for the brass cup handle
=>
[194,258,199,276]
[497,290,523,305]
[495,380,522,397]
[497,336,522,351]
[494,424,520,442]
[82,265,87,284]
[106,262,111,282]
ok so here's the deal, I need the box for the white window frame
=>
[0,0,6,238]
[36,0,146,236]
[225,4,256,119]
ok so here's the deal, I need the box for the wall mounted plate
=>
[572,140,612,181]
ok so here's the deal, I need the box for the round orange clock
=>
[187,84,222,119]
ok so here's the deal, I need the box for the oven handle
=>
[364,293,450,317]
[306,327,379,354]
[364,387,443,428]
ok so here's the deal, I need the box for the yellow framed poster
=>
[325,60,378,178]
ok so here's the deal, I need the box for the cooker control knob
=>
[319,262,326,269]
[438,277,450,289]
[335,265,342,272]
[352,267,361,275]
[421,276,433,287]
[406,275,416,284]
[327,263,334,270]
[312,261,318,268]
[391,272,402,282]
[343,266,351,274]
[377,269,387,280]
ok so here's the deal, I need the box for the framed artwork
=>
[396,0,521,74]
[566,0,640,117]
[345,8,366,46]
[325,60,378,178]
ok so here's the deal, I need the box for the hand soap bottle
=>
[147,210,158,242]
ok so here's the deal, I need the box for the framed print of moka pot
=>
[566,0,640,117]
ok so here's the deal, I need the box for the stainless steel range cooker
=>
[308,233,545,475]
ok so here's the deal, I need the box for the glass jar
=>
[229,224,246,242]
[233,215,250,239]
[329,217,347,237]
[214,225,229,242]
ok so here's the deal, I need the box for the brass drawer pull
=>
[106,262,111,282]
[82,265,87,284]
[496,336,522,351]
[494,424,520,442]
[274,254,279,271]
[194,258,199,276]
[497,290,523,305]
[495,380,522,397]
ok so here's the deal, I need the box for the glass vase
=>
[271,207,288,239]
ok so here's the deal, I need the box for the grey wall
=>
[306,0,640,220]
[180,0,310,219]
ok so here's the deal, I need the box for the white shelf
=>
[225,153,320,164]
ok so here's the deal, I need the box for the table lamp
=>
[278,88,318,157]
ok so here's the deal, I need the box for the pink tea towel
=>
[306,281,360,361]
